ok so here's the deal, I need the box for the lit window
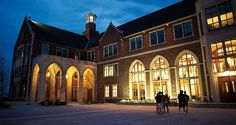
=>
[104,64,118,77]
[227,57,236,71]
[104,43,118,57]
[206,1,234,31]
[130,36,143,51]
[174,21,193,40]
[112,85,117,98]
[105,86,109,98]
[150,29,165,46]
[225,40,236,55]
[213,59,226,72]
[41,44,49,54]
[211,42,224,57]
[178,52,200,100]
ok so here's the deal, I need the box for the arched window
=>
[177,52,201,100]
[130,61,146,100]
[151,56,170,97]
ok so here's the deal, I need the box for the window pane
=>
[104,47,108,57]
[157,30,165,43]
[62,49,68,57]
[130,38,136,51]
[136,36,142,49]
[56,48,62,56]
[113,43,118,55]
[41,45,49,54]
[150,32,157,45]
[213,59,226,73]
[183,22,193,37]
[174,24,183,39]
[108,45,112,56]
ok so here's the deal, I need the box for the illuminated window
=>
[104,64,118,77]
[225,40,236,55]
[130,36,143,51]
[105,86,109,98]
[211,42,224,57]
[41,44,49,55]
[227,57,236,71]
[112,85,117,97]
[213,59,226,72]
[104,43,118,57]
[151,56,169,96]
[87,50,95,61]
[150,29,165,46]
[177,52,200,100]
[130,61,146,100]
[206,1,234,31]
[174,21,193,39]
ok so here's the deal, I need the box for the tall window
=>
[104,64,118,77]
[75,51,80,60]
[104,43,118,57]
[105,85,109,98]
[112,85,117,98]
[56,47,68,57]
[174,21,193,39]
[130,36,143,51]
[150,29,165,46]
[41,44,49,54]
[151,56,169,96]
[177,52,200,100]
[206,1,234,31]
[87,50,95,61]
[130,61,146,100]
[211,39,236,73]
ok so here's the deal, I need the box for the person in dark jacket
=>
[178,90,185,112]
[155,91,163,113]
[163,94,170,112]
[184,91,189,112]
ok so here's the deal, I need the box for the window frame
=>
[104,85,110,98]
[87,49,95,61]
[112,84,118,98]
[129,35,143,51]
[103,63,119,77]
[173,20,194,41]
[75,50,80,60]
[103,42,118,58]
[41,44,49,55]
[149,28,166,47]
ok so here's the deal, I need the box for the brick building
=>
[9,0,236,103]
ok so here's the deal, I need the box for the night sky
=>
[0,0,181,66]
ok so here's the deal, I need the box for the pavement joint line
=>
[0,109,114,122]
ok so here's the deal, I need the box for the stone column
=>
[78,75,83,103]
[38,71,46,102]
[60,75,66,102]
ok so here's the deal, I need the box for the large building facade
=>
[9,0,236,103]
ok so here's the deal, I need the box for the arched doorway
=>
[129,60,146,100]
[65,66,79,102]
[150,56,171,99]
[83,68,95,102]
[31,64,40,101]
[45,63,62,101]
[176,51,201,101]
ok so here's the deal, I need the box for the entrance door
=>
[218,76,236,102]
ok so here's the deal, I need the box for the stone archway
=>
[65,66,79,102]
[83,68,95,102]
[45,63,62,101]
[31,64,40,102]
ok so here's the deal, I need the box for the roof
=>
[86,33,104,49]
[28,20,88,50]
[117,0,196,36]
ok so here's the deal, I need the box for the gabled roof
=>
[117,0,196,37]
[28,20,88,50]
[86,33,104,49]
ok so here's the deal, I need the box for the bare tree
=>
[0,55,9,99]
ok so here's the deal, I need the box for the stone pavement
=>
[0,103,236,125]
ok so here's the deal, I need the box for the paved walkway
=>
[0,103,236,125]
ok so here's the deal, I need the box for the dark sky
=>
[0,0,181,66]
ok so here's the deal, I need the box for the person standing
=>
[178,90,185,112]
[184,91,189,112]
[155,91,162,114]
[163,94,170,112]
